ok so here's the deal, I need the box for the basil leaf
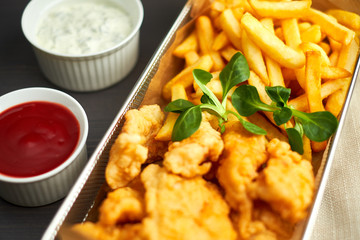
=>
[294,120,304,137]
[171,106,202,142]
[220,52,250,99]
[265,86,291,107]
[165,99,195,113]
[286,128,304,155]
[193,69,222,108]
[293,110,338,142]
[193,69,213,86]
[241,119,267,135]
[232,85,274,116]
[273,107,293,126]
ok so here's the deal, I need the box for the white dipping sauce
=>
[36,0,132,55]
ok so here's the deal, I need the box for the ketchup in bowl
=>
[0,101,80,178]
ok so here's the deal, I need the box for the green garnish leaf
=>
[231,84,275,116]
[293,120,304,137]
[286,128,304,155]
[165,99,195,113]
[200,94,215,105]
[273,107,293,126]
[172,105,202,142]
[193,68,213,86]
[193,69,222,109]
[241,119,267,135]
[220,52,250,99]
[293,110,338,142]
[265,86,291,107]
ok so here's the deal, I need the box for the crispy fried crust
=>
[140,164,237,240]
[105,105,165,189]
[163,119,223,178]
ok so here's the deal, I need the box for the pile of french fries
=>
[158,0,360,160]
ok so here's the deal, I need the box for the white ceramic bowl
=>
[21,0,144,92]
[0,88,88,207]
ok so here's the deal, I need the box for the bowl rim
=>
[0,87,89,183]
[21,0,144,58]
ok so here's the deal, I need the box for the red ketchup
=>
[0,101,80,178]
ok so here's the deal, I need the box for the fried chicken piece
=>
[231,212,278,240]
[140,164,236,240]
[71,222,144,240]
[105,105,165,189]
[99,187,144,226]
[249,139,315,223]
[252,202,294,240]
[216,121,268,238]
[163,119,224,178]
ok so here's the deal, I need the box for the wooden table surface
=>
[0,0,186,239]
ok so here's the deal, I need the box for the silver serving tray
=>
[42,1,360,239]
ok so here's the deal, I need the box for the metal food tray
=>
[42,1,360,239]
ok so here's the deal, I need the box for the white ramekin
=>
[21,0,144,92]
[0,88,89,207]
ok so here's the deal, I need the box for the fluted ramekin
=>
[21,0,144,92]
[0,88,88,207]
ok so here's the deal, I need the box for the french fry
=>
[156,84,188,141]
[300,24,322,43]
[302,8,356,45]
[248,71,272,104]
[328,37,342,52]
[294,67,306,90]
[302,135,312,161]
[241,12,305,69]
[318,41,331,55]
[280,18,310,92]
[261,18,285,87]
[282,18,302,50]
[184,51,200,67]
[162,55,213,100]
[304,51,328,152]
[219,9,243,50]
[305,51,324,112]
[274,27,284,41]
[212,31,230,51]
[329,50,340,66]
[248,0,311,19]
[312,141,328,152]
[298,22,312,32]
[232,7,245,21]
[211,0,226,15]
[326,9,360,31]
[173,30,198,58]
[196,15,225,71]
[241,30,270,85]
[337,37,360,73]
[210,51,226,71]
[282,68,297,83]
[196,16,215,54]
[220,45,239,62]
[325,37,360,117]
[321,66,352,80]
[288,78,347,112]
[300,42,331,66]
